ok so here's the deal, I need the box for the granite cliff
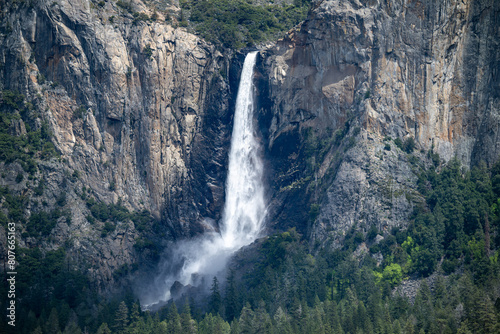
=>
[0,0,239,291]
[0,0,499,294]
[257,0,499,248]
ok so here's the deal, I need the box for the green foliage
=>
[6,222,500,334]
[224,269,239,321]
[27,209,63,236]
[394,137,403,150]
[73,105,86,119]
[85,197,158,237]
[15,171,24,183]
[428,149,441,166]
[0,90,59,172]
[86,197,129,222]
[199,312,230,333]
[387,158,500,282]
[4,246,91,333]
[113,301,129,332]
[102,221,116,237]
[367,225,378,241]
[116,0,132,13]
[4,138,500,334]
[208,276,222,316]
[133,237,159,257]
[309,203,320,222]
[143,44,153,58]
[133,11,150,24]
[0,211,8,228]
[181,0,311,49]
[403,137,416,153]
[260,228,301,269]
[1,89,25,109]
[382,263,403,287]
[0,186,27,222]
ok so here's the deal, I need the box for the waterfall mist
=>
[141,52,266,307]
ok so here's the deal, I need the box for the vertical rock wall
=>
[0,0,238,290]
[258,0,499,246]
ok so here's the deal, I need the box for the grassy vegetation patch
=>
[180,0,311,48]
[0,90,59,174]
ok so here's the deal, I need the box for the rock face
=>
[257,0,499,246]
[0,0,238,291]
[0,0,498,292]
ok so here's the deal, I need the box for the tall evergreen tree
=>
[253,301,273,333]
[44,307,60,334]
[113,301,129,333]
[209,276,222,316]
[225,269,239,321]
[274,306,293,334]
[31,326,43,334]
[468,293,498,334]
[129,302,141,324]
[167,302,182,334]
[96,323,112,334]
[238,303,255,334]
[181,300,197,334]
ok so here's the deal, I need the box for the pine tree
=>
[253,301,273,333]
[152,321,168,334]
[167,302,182,334]
[230,319,240,334]
[62,312,82,334]
[274,306,293,334]
[63,321,82,334]
[393,319,402,334]
[114,301,129,333]
[130,302,141,324]
[181,300,197,334]
[199,313,230,334]
[45,307,60,334]
[457,320,473,334]
[307,304,326,334]
[96,323,112,334]
[404,314,416,334]
[238,303,255,334]
[209,276,222,316]
[357,301,373,334]
[26,311,38,334]
[225,269,239,321]
[214,314,231,334]
[31,326,43,334]
[414,281,433,332]
[468,294,498,334]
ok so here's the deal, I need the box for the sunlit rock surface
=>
[0,0,237,292]
[258,0,499,247]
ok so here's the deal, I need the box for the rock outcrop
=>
[1,0,498,292]
[0,0,238,291]
[258,0,499,246]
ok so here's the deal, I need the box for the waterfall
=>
[142,52,266,307]
[221,51,266,249]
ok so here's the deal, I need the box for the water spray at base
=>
[141,52,266,307]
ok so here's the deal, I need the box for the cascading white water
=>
[143,52,266,306]
[220,51,266,249]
